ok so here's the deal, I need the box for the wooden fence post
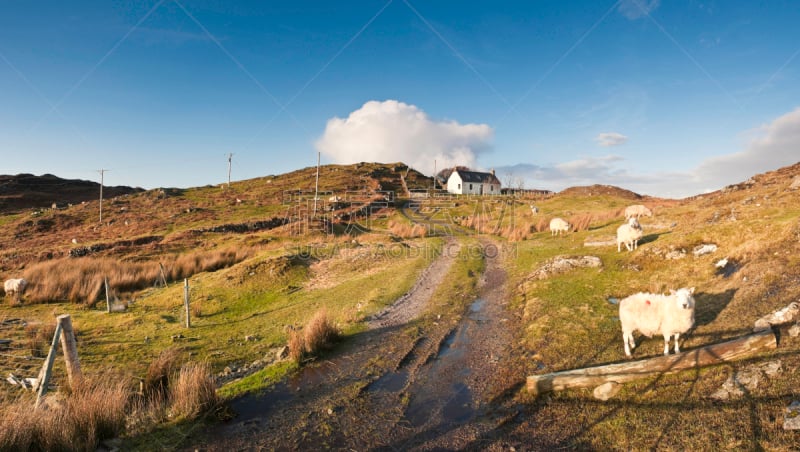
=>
[159,263,168,287]
[34,319,63,408]
[105,277,111,313]
[58,314,82,388]
[184,278,191,328]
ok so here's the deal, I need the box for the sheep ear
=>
[688,287,695,294]
[669,289,676,295]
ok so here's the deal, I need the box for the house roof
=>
[452,170,501,185]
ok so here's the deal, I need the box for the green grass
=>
[217,360,297,399]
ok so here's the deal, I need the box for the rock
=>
[531,256,602,280]
[790,176,800,190]
[593,382,621,401]
[693,244,718,256]
[665,250,686,260]
[276,346,289,360]
[753,302,800,332]
[711,360,782,400]
[245,335,256,342]
[789,324,800,338]
[715,258,728,269]
[785,401,800,430]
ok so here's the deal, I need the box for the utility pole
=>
[227,153,234,187]
[313,151,320,218]
[433,159,437,190]
[97,169,108,223]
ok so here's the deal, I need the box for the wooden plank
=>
[527,328,778,395]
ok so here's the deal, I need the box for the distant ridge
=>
[558,184,642,200]
[0,173,143,213]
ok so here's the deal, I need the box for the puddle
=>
[441,382,474,423]
[367,369,409,393]
[226,360,337,423]
[468,298,489,322]
[228,382,294,422]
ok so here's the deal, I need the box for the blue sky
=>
[2,0,800,198]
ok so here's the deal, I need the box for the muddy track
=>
[186,237,523,451]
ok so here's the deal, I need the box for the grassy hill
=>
[1,160,799,450]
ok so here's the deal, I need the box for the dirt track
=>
[187,237,524,451]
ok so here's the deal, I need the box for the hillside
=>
[0,173,143,214]
[0,160,799,450]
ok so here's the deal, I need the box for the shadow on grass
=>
[695,289,737,327]
[455,349,798,451]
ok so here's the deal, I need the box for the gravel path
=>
[367,238,459,330]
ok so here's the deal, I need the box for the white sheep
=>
[549,218,571,236]
[4,278,27,296]
[617,217,644,252]
[530,205,539,214]
[619,287,696,357]
[624,204,653,219]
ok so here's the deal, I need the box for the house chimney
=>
[490,168,495,176]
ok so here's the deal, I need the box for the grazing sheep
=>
[549,218,571,236]
[530,205,539,214]
[617,217,644,252]
[619,287,696,357]
[4,278,27,296]
[624,204,653,219]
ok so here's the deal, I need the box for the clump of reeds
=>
[0,378,128,451]
[169,363,218,418]
[287,309,341,364]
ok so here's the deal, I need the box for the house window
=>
[469,184,473,190]
[490,185,494,192]
[458,183,461,189]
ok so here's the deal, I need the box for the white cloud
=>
[315,100,493,176]
[497,108,800,198]
[595,132,629,147]
[689,107,800,191]
[618,0,661,20]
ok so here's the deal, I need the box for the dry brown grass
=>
[169,362,218,419]
[0,378,128,452]
[20,248,250,305]
[303,309,340,355]
[387,220,427,238]
[287,327,305,363]
[25,321,56,358]
[287,309,341,364]
[143,348,180,401]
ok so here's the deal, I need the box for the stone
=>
[276,346,289,360]
[711,361,782,400]
[754,302,800,332]
[693,244,718,256]
[790,176,800,190]
[788,324,800,338]
[785,401,800,430]
[593,382,621,401]
[665,250,686,260]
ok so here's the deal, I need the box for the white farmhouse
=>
[446,168,502,195]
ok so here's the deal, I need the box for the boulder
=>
[753,302,799,332]
[693,244,718,256]
[593,382,621,401]
[711,361,782,400]
[785,401,800,430]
